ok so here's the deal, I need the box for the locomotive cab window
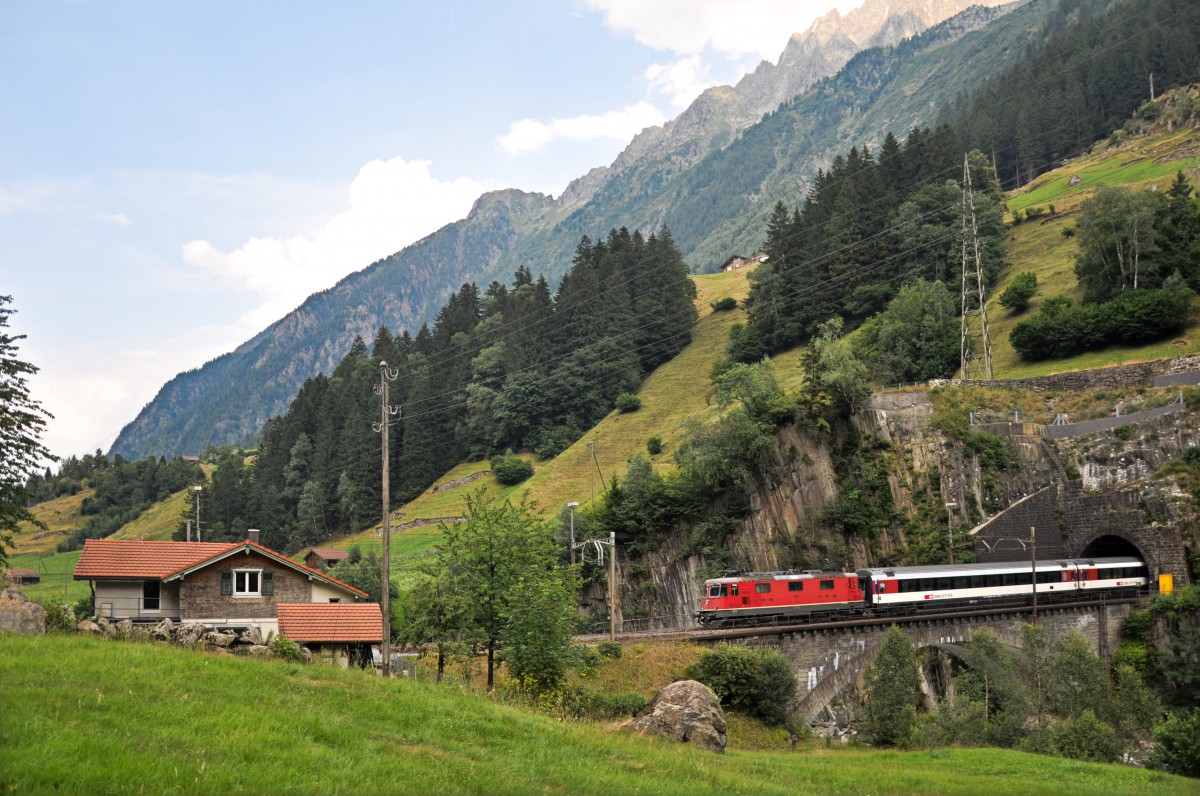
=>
[755,583,771,594]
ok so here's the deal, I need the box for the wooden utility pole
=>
[375,362,400,676]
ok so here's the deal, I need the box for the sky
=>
[1,0,861,463]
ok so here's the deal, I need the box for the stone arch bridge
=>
[712,599,1135,723]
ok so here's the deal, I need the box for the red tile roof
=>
[73,539,368,598]
[277,603,383,643]
[309,548,349,560]
[74,540,238,579]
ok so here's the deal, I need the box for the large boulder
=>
[77,620,102,634]
[115,619,134,637]
[624,680,727,753]
[0,588,46,635]
[203,630,238,648]
[152,617,175,641]
[96,617,117,637]
[238,625,262,645]
[175,623,205,645]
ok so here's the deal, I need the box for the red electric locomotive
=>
[697,570,866,624]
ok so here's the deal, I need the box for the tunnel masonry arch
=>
[969,481,1188,586]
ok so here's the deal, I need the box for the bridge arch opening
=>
[1080,534,1145,561]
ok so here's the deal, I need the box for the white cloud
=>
[497,101,667,156]
[182,156,493,316]
[644,55,713,109]
[100,212,130,226]
[584,0,862,59]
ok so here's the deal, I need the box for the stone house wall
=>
[179,551,311,622]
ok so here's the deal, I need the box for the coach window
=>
[755,583,771,594]
[788,581,804,592]
[820,580,835,591]
[970,576,985,589]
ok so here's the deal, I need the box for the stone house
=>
[73,533,368,636]
[277,602,382,667]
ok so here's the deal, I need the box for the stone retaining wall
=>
[946,353,1200,393]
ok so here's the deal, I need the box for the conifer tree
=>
[0,295,55,563]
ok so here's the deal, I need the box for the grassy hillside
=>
[10,488,93,555]
[0,634,1188,795]
[988,117,1200,378]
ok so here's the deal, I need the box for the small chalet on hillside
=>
[304,547,349,570]
[719,252,768,272]
[73,532,369,635]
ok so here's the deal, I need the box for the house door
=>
[143,580,160,612]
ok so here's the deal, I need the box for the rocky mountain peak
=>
[558,0,1019,209]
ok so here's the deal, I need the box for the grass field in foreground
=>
[0,635,1192,795]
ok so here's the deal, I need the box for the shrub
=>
[596,641,622,659]
[999,272,1038,312]
[1010,289,1192,361]
[557,684,646,719]
[1047,710,1121,763]
[270,633,306,663]
[490,454,534,485]
[686,643,797,726]
[709,296,738,311]
[614,393,641,413]
[646,436,663,455]
[42,602,76,633]
[72,595,93,621]
[1150,709,1200,777]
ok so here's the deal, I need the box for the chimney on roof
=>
[247,529,260,545]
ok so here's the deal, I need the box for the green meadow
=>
[0,634,1190,795]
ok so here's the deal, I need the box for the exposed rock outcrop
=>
[624,680,727,753]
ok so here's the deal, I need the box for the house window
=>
[234,569,261,596]
[143,580,160,612]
